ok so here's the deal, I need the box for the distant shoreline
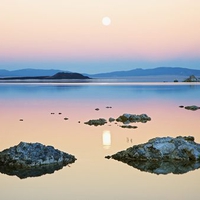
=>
[0,76,200,85]
[0,75,198,84]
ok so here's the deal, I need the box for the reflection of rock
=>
[84,118,107,126]
[185,105,200,111]
[106,136,200,174]
[112,160,200,175]
[116,113,151,124]
[0,162,70,179]
[0,142,76,178]
[120,125,138,129]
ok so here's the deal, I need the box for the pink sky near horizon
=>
[0,0,200,72]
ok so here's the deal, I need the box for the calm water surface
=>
[0,83,200,200]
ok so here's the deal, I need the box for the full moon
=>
[102,17,111,26]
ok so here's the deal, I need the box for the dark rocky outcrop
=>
[0,142,76,178]
[116,113,151,124]
[183,75,200,82]
[84,118,107,126]
[106,136,200,174]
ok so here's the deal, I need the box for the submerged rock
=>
[84,118,107,126]
[116,113,151,124]
[106,136,200,174]
[0,142,76,178]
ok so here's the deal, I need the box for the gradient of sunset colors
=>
[0,0,200,73]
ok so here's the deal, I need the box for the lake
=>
[0,82,200,200]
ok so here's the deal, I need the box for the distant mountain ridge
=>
[0,69,62,77]
[89,67,200,78]
[0,67,200,78]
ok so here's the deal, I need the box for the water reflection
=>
[102,130,111,149]
[0,163,74,179]
[111,159,200,175]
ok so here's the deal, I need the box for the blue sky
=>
[1,0,200,73]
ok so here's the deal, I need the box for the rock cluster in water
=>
[107,136,200,161]
[84,113,151,127]
[0,142,76,169]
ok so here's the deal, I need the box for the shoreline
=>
[0,81,199,86]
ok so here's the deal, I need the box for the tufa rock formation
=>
[106,136,200,174]
[0,142,76,178]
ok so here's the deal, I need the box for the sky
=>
[0,0,200,73]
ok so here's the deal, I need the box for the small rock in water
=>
[179,105,184,108]
[19,119,23,121]
[105,156,111,159]
[184,105,200,111]
[64,118,69,120]
[109,117,115,123]
[95,108,100,111]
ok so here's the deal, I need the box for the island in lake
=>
[0,72,90,80]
